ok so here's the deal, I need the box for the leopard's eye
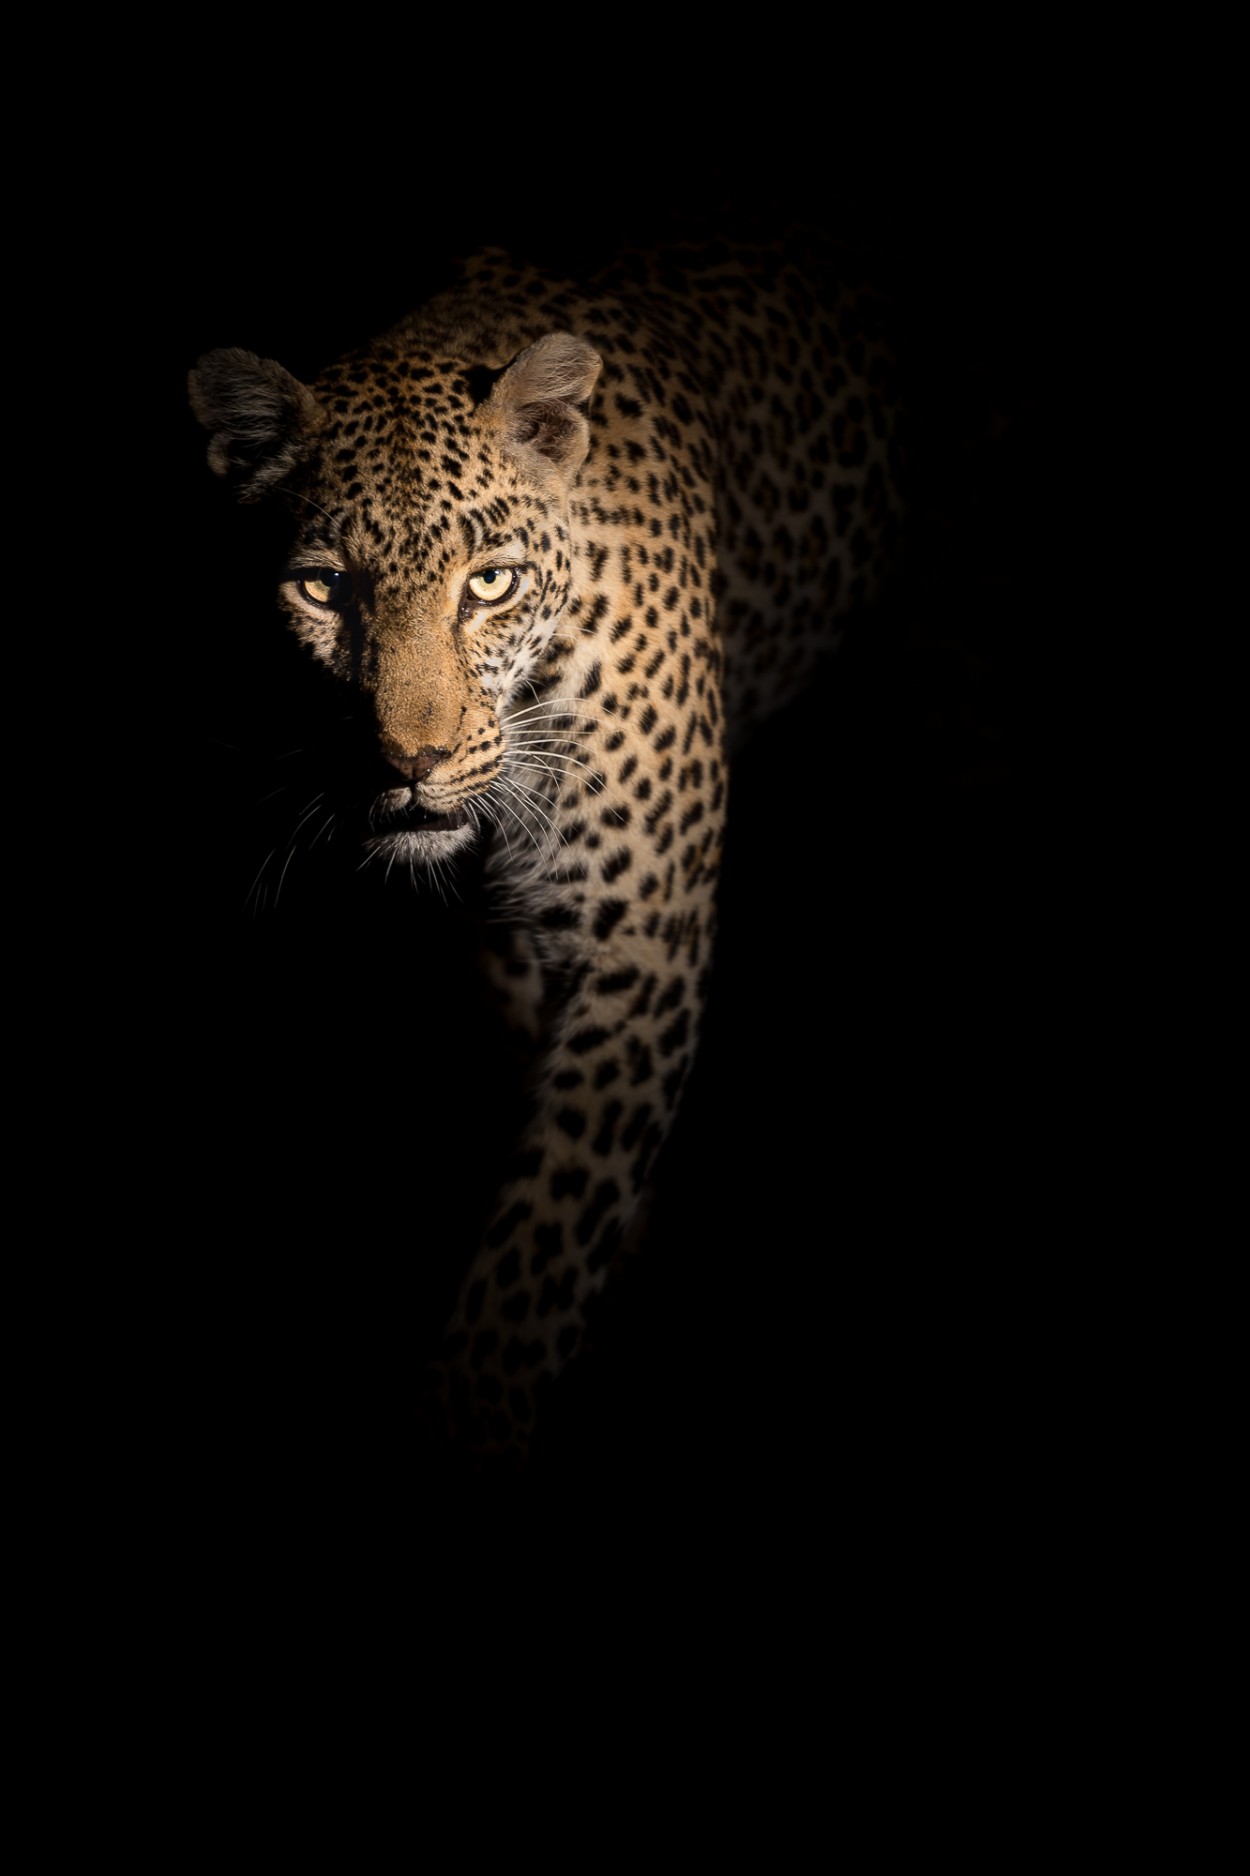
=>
[467,567,518,604]
[294,569,352,609]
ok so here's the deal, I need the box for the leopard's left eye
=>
[467,567,519,604]
[292,568,353,610]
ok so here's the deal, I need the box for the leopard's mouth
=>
[381,803,471,834]
[368,788,472,837]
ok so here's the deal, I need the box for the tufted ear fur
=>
[487,332,602,484]
[188,347,323,501]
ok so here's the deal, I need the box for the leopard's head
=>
[190,329,601,868]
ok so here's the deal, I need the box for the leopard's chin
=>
[363,822,477,868]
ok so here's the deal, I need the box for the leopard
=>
[189,237,905,1472]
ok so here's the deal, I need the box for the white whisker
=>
[244,849,276,915]
[493,774,564,865]
[287,793,327,837]
[273,843,298,908]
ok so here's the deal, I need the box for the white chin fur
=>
[364,826,477,868]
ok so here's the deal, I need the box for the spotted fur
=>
[190,241,904,1467]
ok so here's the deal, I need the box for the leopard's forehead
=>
[293,349,528,567]
[314,349,490,486]
[318,344,483,416]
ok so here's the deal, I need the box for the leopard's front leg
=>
[426,801,725,1466]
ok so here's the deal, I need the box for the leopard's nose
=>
[380,743,451,782]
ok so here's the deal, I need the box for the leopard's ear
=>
[188,347,323,502]
[487,332,602,484]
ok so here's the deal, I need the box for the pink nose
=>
[381,743,450,782]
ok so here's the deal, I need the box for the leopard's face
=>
[282,412,577,868]
[190,329,601,870]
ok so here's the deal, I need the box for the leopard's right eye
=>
[467,567,520,604]
[293,569,352,609]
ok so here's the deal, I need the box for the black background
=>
[158,65,1077,1530]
